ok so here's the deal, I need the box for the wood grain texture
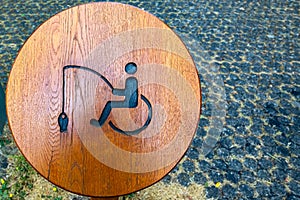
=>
[6,2,201,197]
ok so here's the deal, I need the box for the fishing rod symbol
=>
[58,63,152,136]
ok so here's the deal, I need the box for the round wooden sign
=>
[7,2,201,198]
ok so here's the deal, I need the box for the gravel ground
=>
[0,0,299,199]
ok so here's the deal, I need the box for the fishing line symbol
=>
[58,63,152,136]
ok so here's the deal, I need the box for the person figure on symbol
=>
[91,62,138,127]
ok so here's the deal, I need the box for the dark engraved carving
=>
[58,63,152,136]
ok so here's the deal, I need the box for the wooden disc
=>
[6,2,201,197]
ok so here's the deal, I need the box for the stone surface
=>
[0,84,6,135]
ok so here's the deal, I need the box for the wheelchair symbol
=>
[58,63,152,136]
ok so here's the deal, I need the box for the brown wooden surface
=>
[6,2,201,197]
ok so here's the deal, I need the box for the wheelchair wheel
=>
[109,95,152,135]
